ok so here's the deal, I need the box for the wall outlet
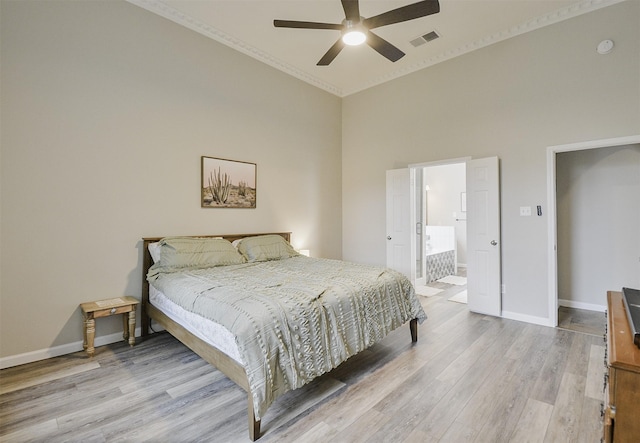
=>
[501,284,506,294]
[520,206,532,216]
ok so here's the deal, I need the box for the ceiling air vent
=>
[410,30,440,47]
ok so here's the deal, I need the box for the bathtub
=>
[425,226,456,283]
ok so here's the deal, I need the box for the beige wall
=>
[342,1,640,322]
[0,1,342,360]
[2,0,639,363]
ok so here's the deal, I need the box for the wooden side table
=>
[80,296,140,357]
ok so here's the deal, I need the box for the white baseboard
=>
[500,301,606,331]
[1,327,143,370]
[501,310,555,327]
[558,299,606,312]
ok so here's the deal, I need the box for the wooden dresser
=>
[604,291,640,443]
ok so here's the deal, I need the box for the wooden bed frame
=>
[141,232,418,441]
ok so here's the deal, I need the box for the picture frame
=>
[201,156,256,208]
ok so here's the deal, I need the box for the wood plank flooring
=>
[557,306,606,337]
[0,292,605,442]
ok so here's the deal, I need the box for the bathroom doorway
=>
[412,160,468,302]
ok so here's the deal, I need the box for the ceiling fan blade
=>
[317,39,346,66]
[363,0,440,29]
[366,31,405,62]
[341,0,361,22]
[274,20,343,30]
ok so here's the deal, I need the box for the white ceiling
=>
[128,0,623,97]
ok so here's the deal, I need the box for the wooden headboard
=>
[140,232,291,337]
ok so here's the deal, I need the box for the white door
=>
[386,168,415,281]
[466,157,501,316]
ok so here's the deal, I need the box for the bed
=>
[141,232,426,440]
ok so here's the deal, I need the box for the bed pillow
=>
[148,242,162,263]
[235,235,299,262]
[149,237,225,263]
[157,237,246,268]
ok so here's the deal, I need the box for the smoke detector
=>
[597,39,614,54]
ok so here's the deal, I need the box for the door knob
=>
[387,236,392,240]
[490,240,497,246]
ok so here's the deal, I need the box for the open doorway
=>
[411,161,468,303]
[547,135,640,327]
[555,145,640,336]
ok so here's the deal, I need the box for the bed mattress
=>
[149,285,243,363]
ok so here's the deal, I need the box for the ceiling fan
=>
[274,0,440,66]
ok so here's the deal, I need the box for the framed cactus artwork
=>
[201,156,256,208]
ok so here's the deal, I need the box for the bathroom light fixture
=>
[342,20,366,46]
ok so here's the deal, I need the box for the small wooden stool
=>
[80,296,140,357]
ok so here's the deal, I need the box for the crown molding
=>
[127,0,626,98]
[344,0,627,96]
[126,0,344,96]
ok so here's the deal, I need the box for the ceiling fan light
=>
[342,30,366,46]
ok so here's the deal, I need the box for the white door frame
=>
[546,134,640,327]
[410,157,471,170]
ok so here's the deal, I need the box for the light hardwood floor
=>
[557,306,606,337]
[1,293,605,443]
